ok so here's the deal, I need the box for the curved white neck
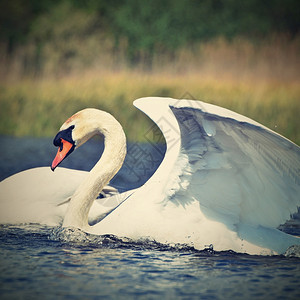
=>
[62,112,126,230]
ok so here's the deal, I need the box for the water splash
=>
[49,226,213,253]
[1,224,299,258]
[284,245,300,258]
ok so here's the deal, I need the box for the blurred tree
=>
[0,0,60,53]
[28,1,109,74]
[268,0,300,34]
[102,0,300,65]
[1,0,299,71]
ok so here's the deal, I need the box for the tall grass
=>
[0,36,299,145]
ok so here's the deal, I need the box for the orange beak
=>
[51,139,74,171]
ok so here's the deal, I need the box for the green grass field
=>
[1,37,299,145]
[1,71,299,145]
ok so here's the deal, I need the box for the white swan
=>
[0,97,299,255]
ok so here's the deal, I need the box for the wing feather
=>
[169,104,300,230]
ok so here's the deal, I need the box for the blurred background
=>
[0,0,299,144]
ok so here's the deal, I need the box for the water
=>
[0,136,300,299]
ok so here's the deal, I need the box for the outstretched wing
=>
[135,97,300,231]
[170,105,300,230]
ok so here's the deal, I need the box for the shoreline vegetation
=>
[0,1,299,144]
[1,36,299,145]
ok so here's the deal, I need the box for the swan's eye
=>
[59,140,63,152]
[53,125,75,147]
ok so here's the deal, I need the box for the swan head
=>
[51,108,125,171]
[51,123,76,171]
[50,109,101,171]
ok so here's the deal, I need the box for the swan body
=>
[0,97,299,255]
[0,167,121,225]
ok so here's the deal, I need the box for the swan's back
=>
[0,167,87,225]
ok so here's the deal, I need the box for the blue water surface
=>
[0,136,299,300]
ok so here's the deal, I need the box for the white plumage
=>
[0,97,299,255]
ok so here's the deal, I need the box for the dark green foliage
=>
[0,0,61,52]
[0,0,299,63]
